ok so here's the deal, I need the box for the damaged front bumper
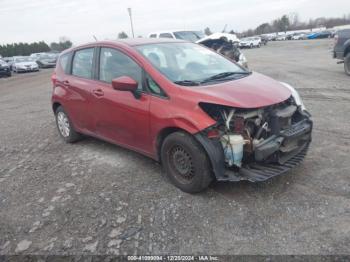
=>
[195,117,312,182]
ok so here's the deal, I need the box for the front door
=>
[91,47,151,154]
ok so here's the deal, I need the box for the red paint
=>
[51,39,291,160]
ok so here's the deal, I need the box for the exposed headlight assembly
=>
[280,82,306,111]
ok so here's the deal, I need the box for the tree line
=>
[0,39,73,57]
[202,13,350,38]
[240,13,350,37]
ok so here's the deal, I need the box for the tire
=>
[344,53,350,76]
[250,44,253,49]
[161,132,213,193]
[55,106,81,143]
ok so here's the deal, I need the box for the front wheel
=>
[161,132,213,193]
[55,106,81,143]
[344,53,350,76]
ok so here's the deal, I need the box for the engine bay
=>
[199,97,312,171]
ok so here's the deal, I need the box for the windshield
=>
[136,42,247,85]
[14,57,31,63]
[173,31,202,42]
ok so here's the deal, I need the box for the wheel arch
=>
[52,101,61,113]
[156,127,190,162]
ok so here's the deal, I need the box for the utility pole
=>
[127,8,135,38]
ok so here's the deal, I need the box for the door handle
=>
[62,80,70,87]
[92,89,104,97]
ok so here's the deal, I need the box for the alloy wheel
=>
[57,111,70,137]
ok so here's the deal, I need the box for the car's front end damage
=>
[195,85,312,182]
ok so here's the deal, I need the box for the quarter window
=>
[59,53,70,74]
[99,48,142,90]
[72,48,94,79]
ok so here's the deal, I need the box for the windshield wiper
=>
[174,80,201,86]
[201,71,251,83]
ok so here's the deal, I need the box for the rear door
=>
[90,47,151,154]
[64,47,97,132]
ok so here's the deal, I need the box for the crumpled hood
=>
[180,72,292,109]
[15,62,37,67]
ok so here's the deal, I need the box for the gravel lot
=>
[0,39,349,255]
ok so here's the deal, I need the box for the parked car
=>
[12,56,39,73]
[148,30,204,42]
[275,35,287,41]
[35,53,57,68]
[239,37,261,48]
[292,33,307,40]
[333,29,350,75]
[307,31,332,39]
[259,35,269,45]
[3,57,14,70]
[196,35,248,68]
[51,38,312,193]
[0,59,11,77]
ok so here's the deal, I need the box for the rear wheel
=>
[161,132,213,193]
[55,106,81,143]
[344,53,350,76]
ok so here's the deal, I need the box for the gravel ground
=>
[0,39,349,255]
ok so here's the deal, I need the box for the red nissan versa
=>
[51,38,312,193]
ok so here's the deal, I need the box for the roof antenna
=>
[93,35,98,41]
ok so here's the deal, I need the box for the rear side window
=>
[149,34,157,38]
[72,48,94,79]
[59,53,70,74]
[99,47,142,90]
[159,33,173,38]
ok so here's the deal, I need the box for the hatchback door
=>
[91,47,151,154]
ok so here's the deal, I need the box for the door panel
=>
[91,47,151,154]
[92,82,151,153]
[63,47,96,132]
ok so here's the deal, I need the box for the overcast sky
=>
[1,0,349,45]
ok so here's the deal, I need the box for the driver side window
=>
[99,47,143,91]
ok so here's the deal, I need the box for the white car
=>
[12,56,39,73]
[239,37,261,48]
[292,33,306,40]
[148,30,205,42]
[275,35,287,41]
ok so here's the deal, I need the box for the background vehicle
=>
[259,35,269,45]
[148,30,204,42]
[196,34,248,68]
[239,37,261,48]
[35,53,58,68]
[0,59,11,77]
[333,29,350,75]
[12,56,39,73]
[51,39,312,193]
[292,33,307,40]
[307,31,332,39]
[275,35,287,41]
[3,57,14,70]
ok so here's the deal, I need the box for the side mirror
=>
[112,76,138,93]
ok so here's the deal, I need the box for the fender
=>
[194,132,226,180]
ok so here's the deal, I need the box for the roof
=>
[83,38,188,47]
[60,38,189,56]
